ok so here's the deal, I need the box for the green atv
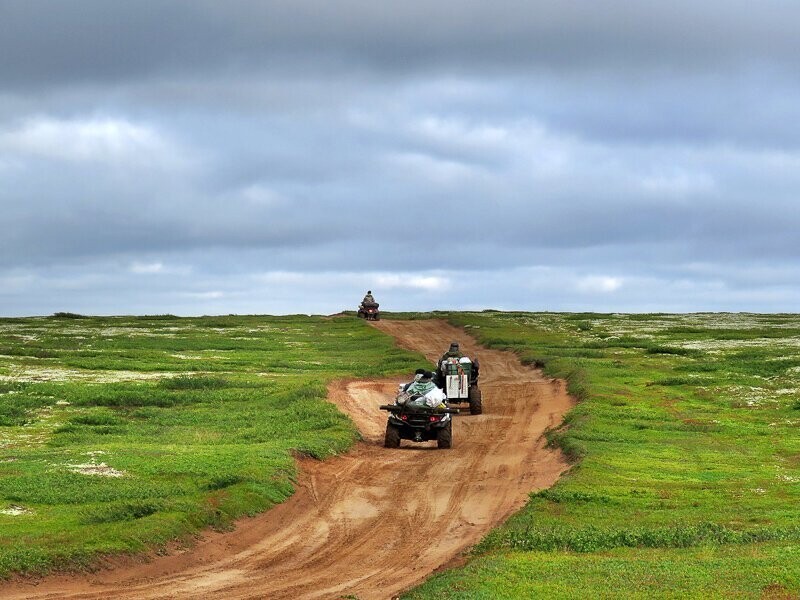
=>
[437,357,482,415]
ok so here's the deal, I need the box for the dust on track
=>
[1,320,575,600]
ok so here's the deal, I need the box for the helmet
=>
[367,290,372,294]
[449,341,459,351]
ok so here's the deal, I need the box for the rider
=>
[436,341,479,386]
[361,290,376,307]
[438,341,464,366]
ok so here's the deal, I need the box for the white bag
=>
[422,387,447,407]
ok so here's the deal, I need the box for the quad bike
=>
[437,357,482,415]
[357,302,380,321]
[380,396,459,449]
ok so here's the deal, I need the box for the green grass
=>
[403,311,800,598]
[0,314,423,577]
[404,544,800,599]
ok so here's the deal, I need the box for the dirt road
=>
[2,320,574,600]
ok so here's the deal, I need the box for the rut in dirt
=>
[2,319,575,600]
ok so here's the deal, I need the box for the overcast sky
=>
[1,1,799,315]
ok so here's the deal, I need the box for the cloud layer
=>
[1,2,799,315]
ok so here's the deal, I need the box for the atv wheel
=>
[437,421,452,449]
[374,314,380,321]
[468,385,483,415]
[384,423,401,448]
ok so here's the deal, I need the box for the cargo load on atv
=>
[438,356,482,415]
[380,389,459,449]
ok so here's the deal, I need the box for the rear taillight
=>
[429,416,440,422]
[401,415,408,420]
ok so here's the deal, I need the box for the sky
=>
[1,1,799,316]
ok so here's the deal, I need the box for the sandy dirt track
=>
[2,320,574,600]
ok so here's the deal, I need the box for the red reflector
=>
[429,416,440,422]
[401,415,408,420]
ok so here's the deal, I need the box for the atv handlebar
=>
[379,404,460,414]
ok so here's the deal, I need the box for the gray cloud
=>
[4,1,800,87]
[1,3,799,314]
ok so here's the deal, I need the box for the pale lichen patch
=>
[1,505,32,516]
[69,462,126,477]
[66,450,124,477]
[0,365,185,383]
[170,353,225,360]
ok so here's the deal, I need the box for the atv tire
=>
[437,421,452,449]
[468,385,483,415]
[384,423,401,448]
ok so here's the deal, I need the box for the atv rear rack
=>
[379,404,460,414]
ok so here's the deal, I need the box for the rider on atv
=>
[361,290,376,307]
[436,341,482,415]
[436,342,479,385]
[383,370,455,448]
[438,341,463,365]
[357,290,380,320]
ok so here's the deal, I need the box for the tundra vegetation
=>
[404,311,800,598]
[0,314,422,577]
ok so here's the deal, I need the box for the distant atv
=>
[438,357,482,415]
[357,302,380,321]
[381,396,459,449]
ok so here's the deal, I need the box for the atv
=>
[437,357,482,415]
[357,302,380,321]
[380,397,459,449]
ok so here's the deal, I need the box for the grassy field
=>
[405,311,800,599]
[0,314,422,577]
[4,311,799,595]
